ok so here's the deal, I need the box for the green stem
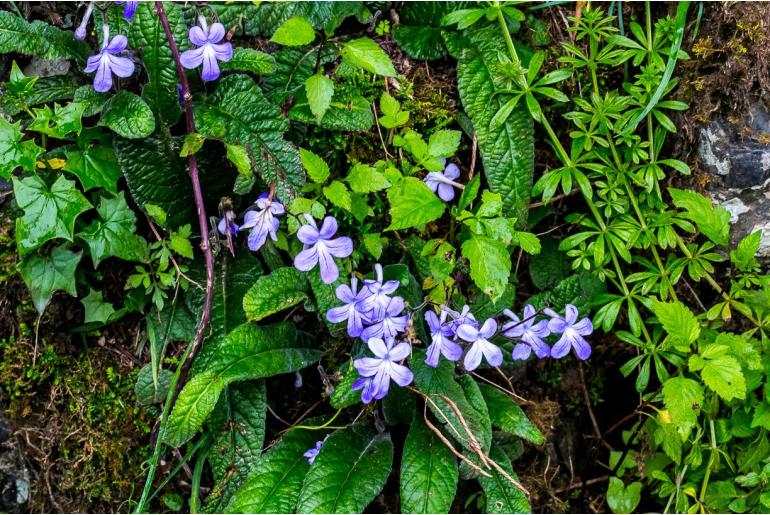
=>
[190,443,208,514]
[699,420,717,503]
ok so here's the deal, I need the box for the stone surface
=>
[699,103,770,265]
[0,412,29,512]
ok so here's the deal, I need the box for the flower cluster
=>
[76,2,233,92]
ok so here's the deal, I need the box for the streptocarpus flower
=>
[546,304,593,360]
[115,0,139,20]
[457,319,503,371]
[240,193,284,252]
[360,296,408,342]
[424,160,463,202]
[74,2,94,40]
[303,441,323,464]
[293,215,353,284]
[85,28,135,92]
[217,208,239,256]
[356,263,399,320]
[353,337,413,402]
[424,310,462,367]
[180,16,233,81]
[445,304,478,337]
[502,305,551,360]
[326,277,370,338]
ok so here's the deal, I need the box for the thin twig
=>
[422,403,491,478]
[468,133,478,180]
[553,475,609,494]
[578,362,613,452]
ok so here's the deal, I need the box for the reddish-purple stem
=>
[155,1,214,401]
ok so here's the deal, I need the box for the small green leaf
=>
[271,16,316,46]
[305,73,334,120]
[169,225,194,259]
[479,384,543,445]
[427,129,461,158]
[243,267,309,322]
[299,148,330,184]
[221,47,276,75]
[13,175,92,255]
[27,101,85,138]
[144,203,167,226]
[387,177,446,231]
[62,145,121,194]
[100,91,156,139]
[323,180,352,211]
[18,244,81,314]
[607,477,642,514]
[135,364,173,405]
[662,376,703,436]
[341,37,396,76]
[165,322,320,448]
[400,419,458,514]
[77,192,147,267]
[180,132,205,157]
[689,344,746,402]
[362,233,386,259]
[380,91,400,117]
[461,234,511,300]
[81,288,116,324]
[346,163,391,193]
[650,300,700,352]
[0,117,43,179]
[669,188,730,246]
[296,423,394,513]
[226,144,252,176]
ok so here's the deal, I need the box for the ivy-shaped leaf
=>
[81,288,116,324]
[62,145,121,194]
[77,192,147,267]
[13,175,92,255]
[0,117,43,180]
[164,322,321,448]
[400,419,458,514]
[243,267,309,322]
[17,244,81,314]
[296,423,394,513]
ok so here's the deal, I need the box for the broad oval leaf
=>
[164,323,320,448]
[340,37,396,77]
[243,267,309,322]
[99,91,156,139]
[400,419,458,513]
[296,423,394,513]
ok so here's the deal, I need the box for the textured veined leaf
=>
[226,428,319,513]
[668,188,730,246]
[205,381,268,512]
[457,25,534,225]
[296,423,394,513]
[99,91,156,139]
[391,2,461,61]
[130,2,186,126]
[0,11,89,61]
[243,267,309,322]
[164,323,320,448]
[221,47,276,75]
[290,91,374,132]
[478,447,530,513]
[479,384,544,445]
[661,376,703,437]
[341,38,396,77]
[195,75,304,201]
[400,419,458,513]
[689,345,746,402]
[461,233,511,301]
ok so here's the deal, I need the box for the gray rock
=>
[22,57,70,77]
[0,412,30,512]
[698,103,770,266]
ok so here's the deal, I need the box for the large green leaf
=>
[100,91,156,139]
[400,419,458,513]
[226,428,319,513]
[77,192,147,267]
[243,267,309,322]
[13,175,92,255]
[62,145,121,194]
[17,244,81,314]
[195,75,304,201]
[387,177,446,231]
[205,380,268,512]
[668,188,730,246]
[340,38,396,77]
[187,252,264,374]
[457,25,534,224]
[0,117,42,180]
[113,135,194,228]
[0,11,89,62]
[130,2,186,126]
[164,323,320,448]
[478,447,530,514]
[479,384,544,445]
[296,424,394,513]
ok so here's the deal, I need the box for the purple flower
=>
[74,2,94,40]
[217,209,239,236]
[115,0,139,20]
[502,305,551,360]
[355,263,400,320]
[445,305,478,337]
[180,17,233,82]
[424,310,462,367]
[424,160,462,202]
[360,296,408,342]
[85,28,135,93]
[326,277,371,338]
[240,193,284,252]
[303,440,323,464]
[353,337,413,403]
[293,215,353,284]
[546,304,593,360]
[457,319,503,371]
